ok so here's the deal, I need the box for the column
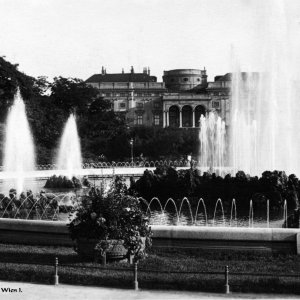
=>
[166,110,169,127]
[163,110,166,128]
[179,108,182,128]
[192,109,195,128]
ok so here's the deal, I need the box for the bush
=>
[132,167,300,213]
[68,176,152,261]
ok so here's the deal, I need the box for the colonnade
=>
[162,105,206,128]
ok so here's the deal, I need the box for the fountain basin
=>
[0,219,299,254]
[153,225,300,254]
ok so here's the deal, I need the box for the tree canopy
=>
[50,77,99,114]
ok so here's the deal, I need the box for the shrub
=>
[68,176,152,261]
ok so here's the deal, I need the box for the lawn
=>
[0,243,299,294]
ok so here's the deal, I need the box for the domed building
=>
[162,69,230,128]
[86,67,231,128]
[163,69,208,92]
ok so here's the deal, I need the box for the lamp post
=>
[187,155,192,168]
[130,138,134,164]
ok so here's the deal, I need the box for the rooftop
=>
[86,72,157,83]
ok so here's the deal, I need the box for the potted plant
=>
[68,176,152,263]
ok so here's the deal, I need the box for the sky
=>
[0,0,300,82]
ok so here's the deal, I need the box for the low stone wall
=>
[153,225,300,254]
[0,219,299,254]
[0,219,71,246]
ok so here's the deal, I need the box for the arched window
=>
[169,106,180,127]
[182,105,193,127]
[195,105,206,127]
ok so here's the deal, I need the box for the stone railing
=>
[0,160,192,171]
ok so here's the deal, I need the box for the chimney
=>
[201,67,208,86]
[101,66,105,75]
[122,68,124,74]
[143,67,147,74]
[147,67,150,75]
[130,66,134,74]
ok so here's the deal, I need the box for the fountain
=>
[249,200,254,228]
[212,198,225,226]
[0,191,79,221]
[178,197,194,225]
[56,114,82,178]
[144,197,288,228]
[194,198,207,226]
[230,198,237,227]
[198,112,226,172]
[283,199,288,228]
[230,0,300,176]
[2,89,36,194]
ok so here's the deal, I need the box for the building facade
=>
[86,67,166,127]
[161,69,230,128]
[86,67,231,128]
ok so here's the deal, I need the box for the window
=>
[119,102,126,109]
[212,101,220,108]
[183,78,189,82]
[197,78,201,81]
[137,93,143,97]
[120,93,125,97]
[154,115,160,125]
[137,102,143,109]
[105,93,111,97]
[154,102,160,108]
[137,115,143,125]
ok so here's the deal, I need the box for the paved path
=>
[0,281,299,300]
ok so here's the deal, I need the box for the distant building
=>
[86,66,166,126]
[206,73,231,125]
[162,69,230,127]
[163,68,208,92]
[86,67,231,128]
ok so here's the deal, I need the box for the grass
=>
[0,243,299,294]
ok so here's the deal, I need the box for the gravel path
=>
[0,281,299,300]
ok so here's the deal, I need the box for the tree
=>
[0,56,43,121]
[32,76,50,96]
[26,96,68,164]
[79,99,128,161]
[50,77,99,114]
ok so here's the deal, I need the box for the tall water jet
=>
[230,0,300,176]
[199,112,226,170]
[56,114,82,178]
[3,89,36,193]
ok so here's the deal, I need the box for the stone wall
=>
[0,219,299,254]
